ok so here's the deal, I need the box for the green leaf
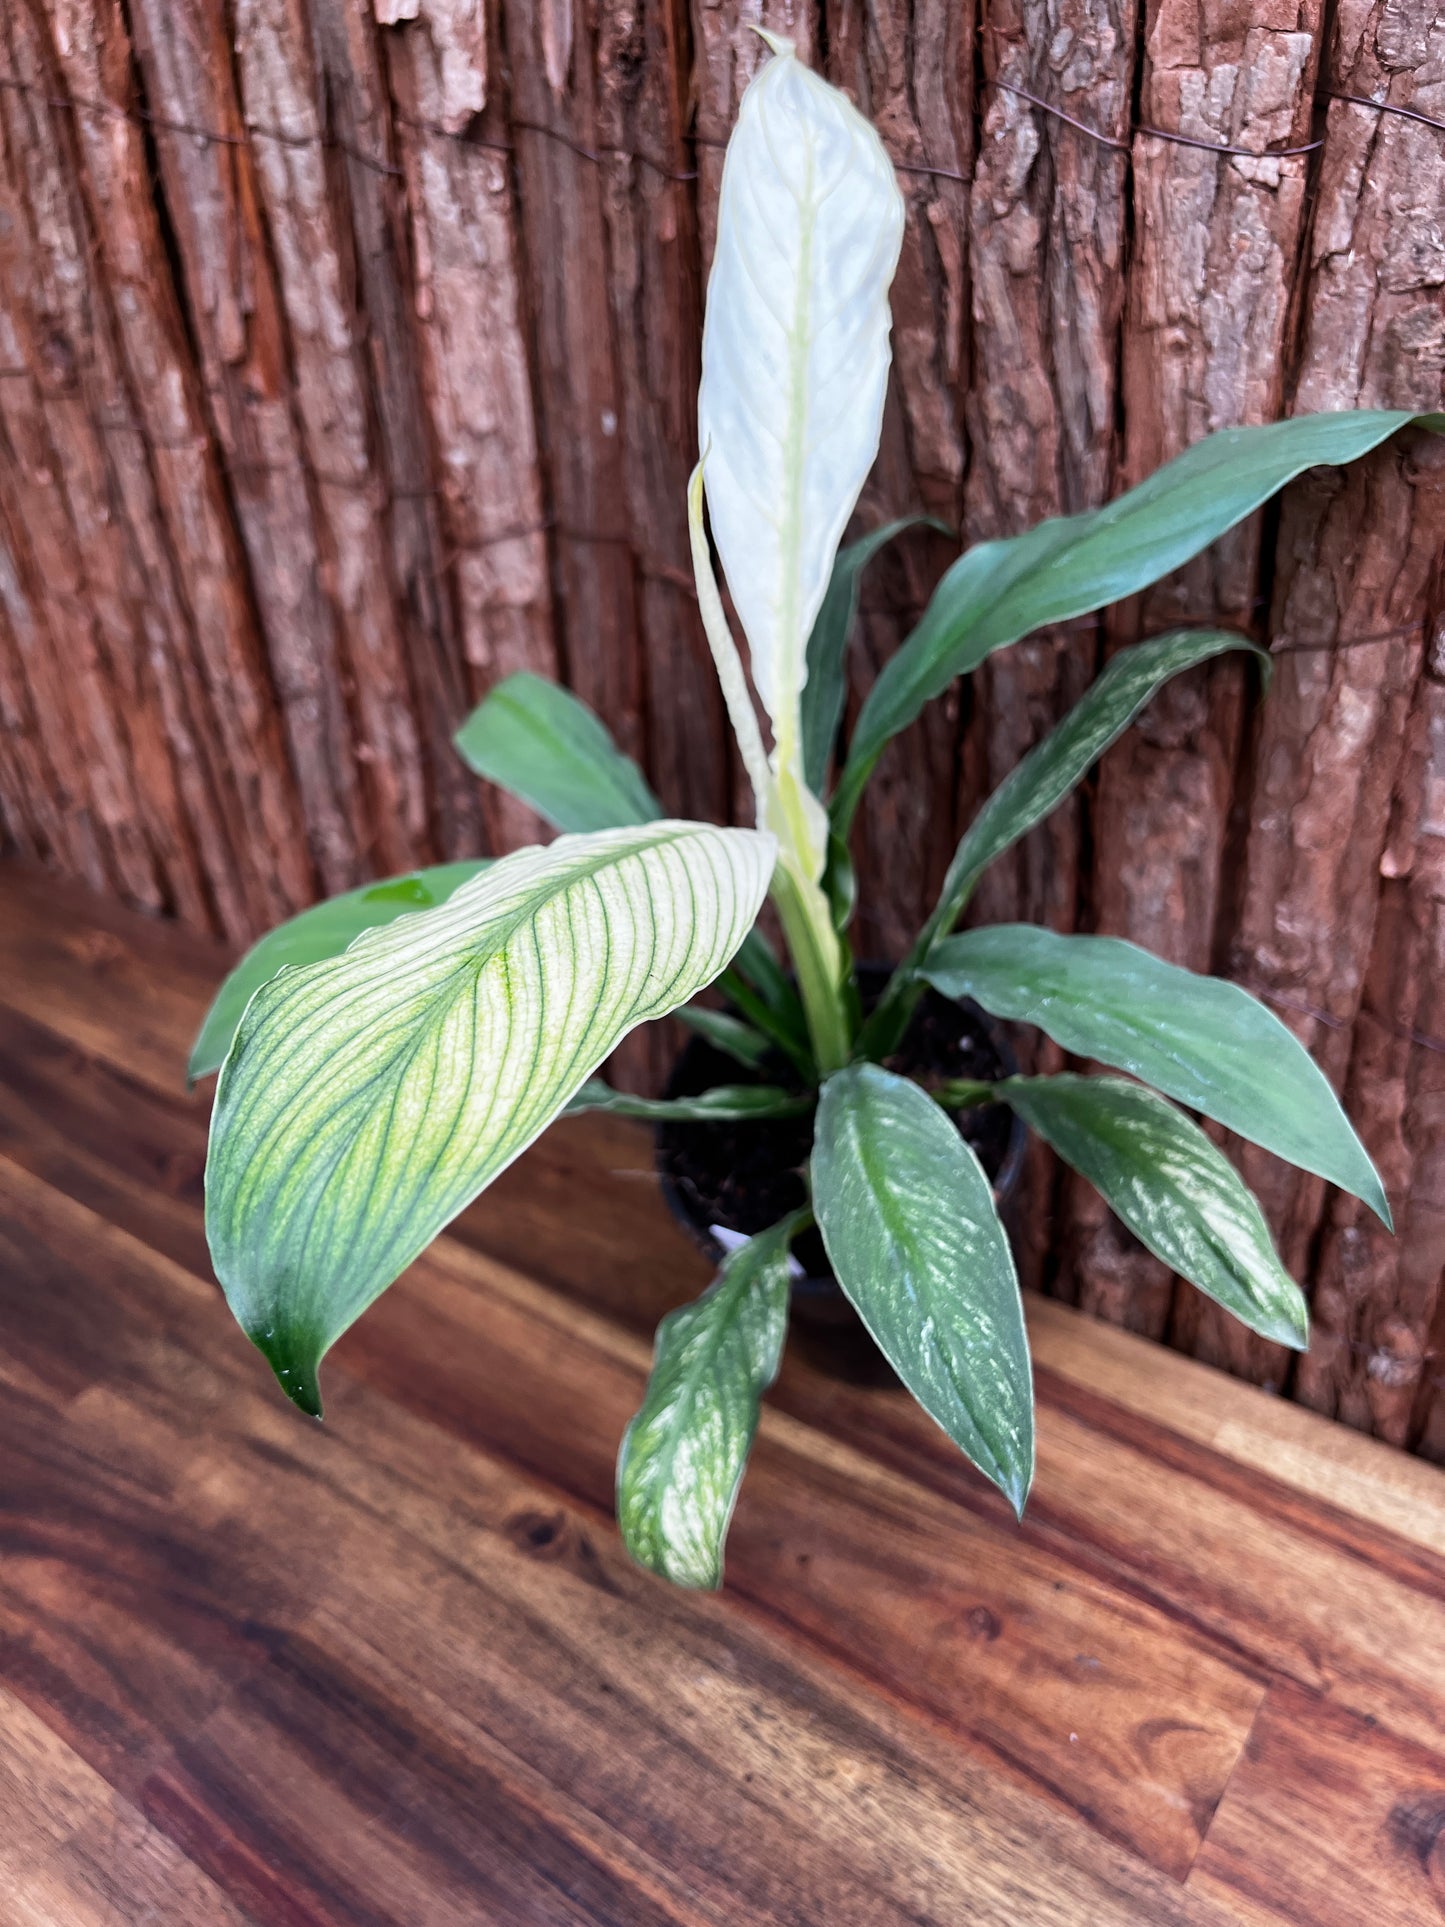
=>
[455,672,661,832]
[676,1004,774,1070]
[189,861,489,1083]
[206,821,776,1416]
[861,628,1261,1056]
[811,1064,1033,1511]
[1000,1076,1310,1349]
[933,630,1263,932]
[802,517,945,793]
[567,1079,809,1123]
[924,926,1389,1227]
[453,673,799,1039]
[834,409,1445,830]
[617,1212,803,1588]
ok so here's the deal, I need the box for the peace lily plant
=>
[196,38,1440,1590]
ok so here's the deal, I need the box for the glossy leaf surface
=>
[207,822,775,1415]
[812,1064,1033,1510]
[454,672,660,832]
[836,409,1445,828]
[861,628,1260,1056]
[618,1214,800,1588]
[1001,1076,1310,1348]
[926,925,1388,1224]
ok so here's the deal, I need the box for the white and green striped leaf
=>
[206,821,776,1415]
[811,1064,1033,1511]
[618,1213,802,1589]
[925,925,1388,1225]
[697,36,904,768]
[1001,1075,1310,1349]
[189,861,489,1084]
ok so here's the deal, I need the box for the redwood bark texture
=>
[1,0,1442,1448]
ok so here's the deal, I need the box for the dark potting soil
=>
[656,971,1018,1283]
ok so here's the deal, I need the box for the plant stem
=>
[717,966,815,1081]
[771,864,852,1075]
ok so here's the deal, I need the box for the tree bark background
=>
[1,0,1442,1449]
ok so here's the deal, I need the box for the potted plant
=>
[194,37,1440,1590]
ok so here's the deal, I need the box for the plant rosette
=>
[191,34,1441,1594]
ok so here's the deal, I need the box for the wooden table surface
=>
[2,859,1444,1925]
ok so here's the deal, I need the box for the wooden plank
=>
[0,1685,255,1927]
[1188,1688,1445,1925]
[0,862,223,1092]
[0,1124,1263,1881]
[1026,1295,1445,1560]
[329,1246,1266,1878]
[0,1164,1237,1925]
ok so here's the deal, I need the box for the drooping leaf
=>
[714,961,814,1079]
[206,822,776,1416]
[567,1080,809,1123]
[811,1064,1033,1511]
[1000,1076,1310,1349]
[618,1212,803,1588]
[802,517,945,793]
[924,926,1389,1226]
[697,36,904,765]
[454,672,661,832]
[834,408,1445,829]
[861,628,1262,1055]
[676,1004,775,1070]
[189,861,489,1083]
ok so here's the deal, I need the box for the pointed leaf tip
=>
[248,1325,325,1419]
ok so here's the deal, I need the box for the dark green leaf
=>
[811,1064,1033,1511]
[861,628,1261,1056]
[189,861,489,1083]
[618,1213,802,1588]
[677,1004,774,1070]
[566,1079,809,1122]
[801,516,946,792]
[455,671,661,831]
[823,826,857,933]
[925,925,1389,1225]
[1000,1076,1309,1349]
[834,409,1445,829]
[934,629,1263,932]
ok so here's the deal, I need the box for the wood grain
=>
[4,862,1445,1922]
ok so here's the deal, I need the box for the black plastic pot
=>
[654,965,1027,1377]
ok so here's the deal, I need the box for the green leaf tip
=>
[245,1321,325,1419]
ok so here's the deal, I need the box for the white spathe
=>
[697,38,904,744]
